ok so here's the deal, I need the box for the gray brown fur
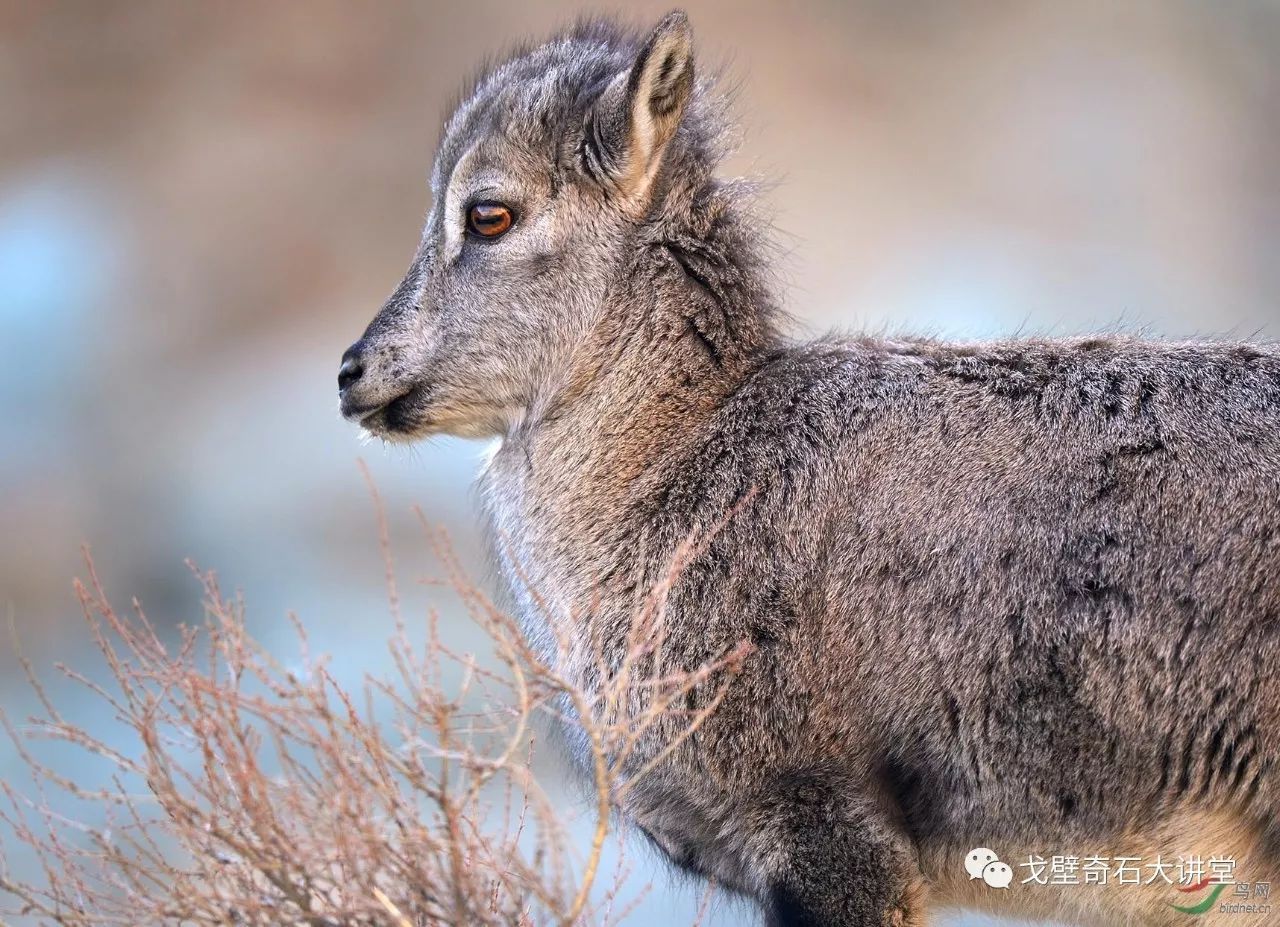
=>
[338,12,1280,926]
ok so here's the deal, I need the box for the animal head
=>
[339,11,704,441]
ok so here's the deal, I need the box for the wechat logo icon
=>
[966,848,1013,889]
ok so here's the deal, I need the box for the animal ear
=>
[586,10,694,207]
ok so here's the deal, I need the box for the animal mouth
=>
[344,385,431,436]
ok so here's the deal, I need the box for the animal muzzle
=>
[337,338,404,423]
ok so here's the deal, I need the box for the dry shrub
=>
[0,478,746,926]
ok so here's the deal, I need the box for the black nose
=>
[338,344,364,392]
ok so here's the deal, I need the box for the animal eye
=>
[465,202,513,239]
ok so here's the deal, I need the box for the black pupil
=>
[472,206,507,233]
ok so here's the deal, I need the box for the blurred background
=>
[1,1,1278,924]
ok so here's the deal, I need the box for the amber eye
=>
[465,202,513,239]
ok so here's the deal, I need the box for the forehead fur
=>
[430,17,719,193]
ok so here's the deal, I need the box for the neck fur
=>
[557,166,782,411]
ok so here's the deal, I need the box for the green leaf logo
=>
[1170,880,1227,916]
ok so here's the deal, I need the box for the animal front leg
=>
[759,774,926,927]
[765,837,926,927]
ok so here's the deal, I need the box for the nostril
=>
[337,354,364,392]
